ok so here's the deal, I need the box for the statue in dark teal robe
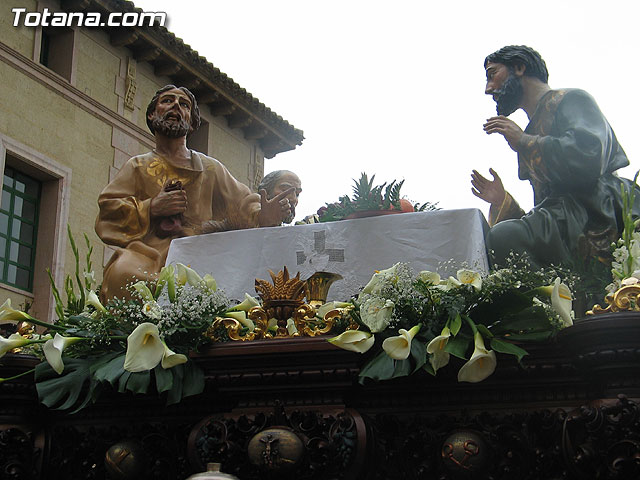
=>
[471,45,640,268]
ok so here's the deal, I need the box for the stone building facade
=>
[0,0,303,320]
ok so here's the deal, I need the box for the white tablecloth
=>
[165,209,489,302]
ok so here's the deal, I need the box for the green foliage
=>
[318,172,438,222]
[346,258,571,383]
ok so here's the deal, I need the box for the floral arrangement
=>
[0,228,576,412]
[608,172,640,293]
[317,172,438,222]
[0,228,259,412]
[326,258,574,383]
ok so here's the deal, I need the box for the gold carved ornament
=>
[207,268,357,341]
[587,284,640,315]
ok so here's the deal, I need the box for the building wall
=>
[0,0,266,319]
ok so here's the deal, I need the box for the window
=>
[39,26,74,81]
[0,138,71,321]
[0,167,41,291]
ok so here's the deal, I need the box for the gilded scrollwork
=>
[207,268,348,342]
[587,284,640,314]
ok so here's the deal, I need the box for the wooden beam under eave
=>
[172,77,201,90]
[244,125,268,140]
[264,143,295,159]
[110,29,139,47]
[228,113,252,129]
[210,103,236,117]
[194,91,220,104]
[134,46,161,62]
[154,62,182,77]
[260,136,285,152]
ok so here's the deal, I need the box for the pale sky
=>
[134,0,640,222]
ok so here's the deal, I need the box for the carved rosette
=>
[188,407,367,479]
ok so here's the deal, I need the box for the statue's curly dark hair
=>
[484,45,549,83]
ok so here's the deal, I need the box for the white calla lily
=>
[132,281,154,303]
[418,271,441,285]
[457,332,497,383]
[155,265,176,301]
[426,326,451,372]
[225,311,255,332]
[85,289,106,313]
[160,343,188,369]
[457,269,482,290]
[621,276,640,286]
[382,324,421,360]
[203,274,217,292]
[316,301,352,320]
[123,323,165,372]
[360,297,395,333]
[176,263,203,287]
[0,299,32,322]
[43,334,84,374]
[286,318,298,336]
[230,293,260,312]
[440,276,462,291]
[551,277,573,327]
[142,301,162,320]
[0,333,31,358]
[328,330,375,353]
[361,264,400,296]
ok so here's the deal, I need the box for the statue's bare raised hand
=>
[258,187,296,226]
[471,168,506,207]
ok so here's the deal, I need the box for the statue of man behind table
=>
[471,45,640,268]
[95,85,295,300]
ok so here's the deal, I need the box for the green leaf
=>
[182,362,205,398]
[410,340,427,373]
[477,324,493,338]
[490,306,552,334]
[125,370,151,394]
[470,290,533,324]
[166,364,185,405]
[35,357,92,412]
[422,362,436,376]
[444,334,470,360]
[359,351,395,383]
[92,354,126,386]
[391,358,412,378]
[450,313,462,336]
[154,365,174,393]
[491,338,529,362]
[117,371,132,393]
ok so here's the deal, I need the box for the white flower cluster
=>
[608,231,640,293]
[157,285,229,337]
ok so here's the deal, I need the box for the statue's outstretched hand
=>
[258,187,295,227]
[483,116,523,152]
[471,168,506,207]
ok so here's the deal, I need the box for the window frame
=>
[0,135,71,321]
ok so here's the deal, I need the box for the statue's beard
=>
[151,112,190,138]
[493,73,523,116]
